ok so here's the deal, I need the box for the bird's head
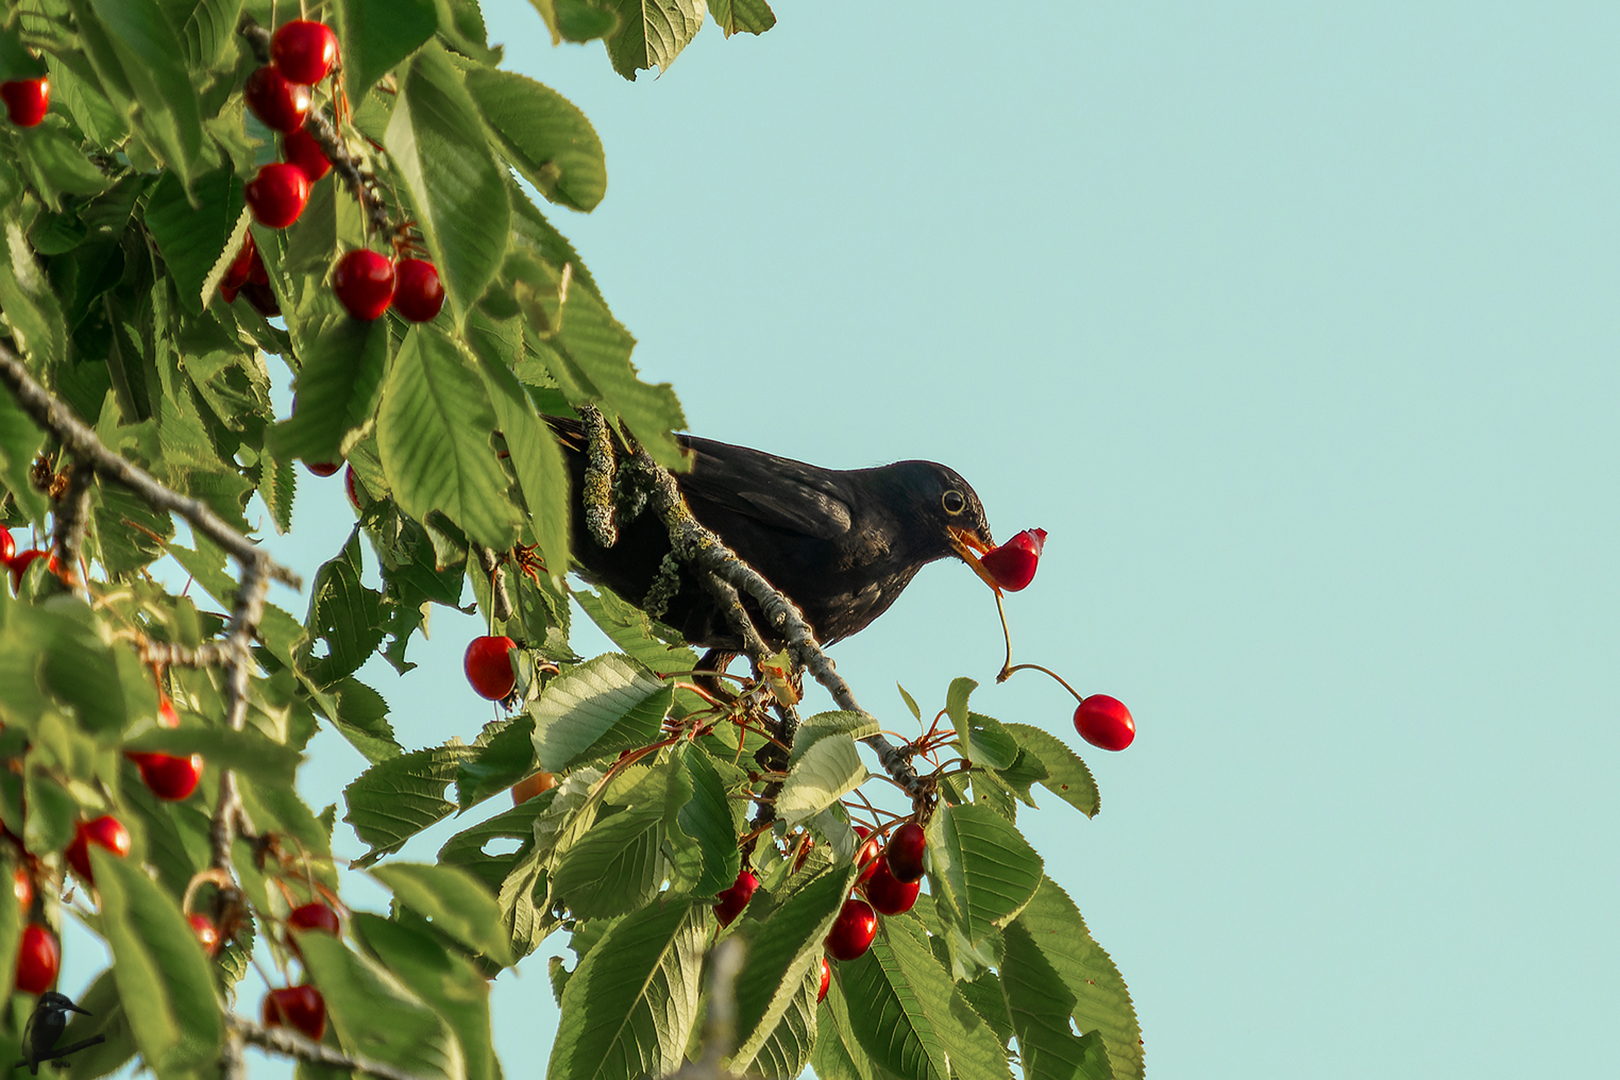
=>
[36,992,87,1016]
[891,462,999,587]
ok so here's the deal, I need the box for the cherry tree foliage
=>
[0,1,1141,1078]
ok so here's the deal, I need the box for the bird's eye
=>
[942,490,966,515]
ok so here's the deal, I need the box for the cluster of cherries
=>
[1,72,49,128]
[10,846,57,995]
[259,900,341,1042]
[234,19,445,325]
[0,524,54,594]
[714,820,929,1002]
[975,526,1137,753]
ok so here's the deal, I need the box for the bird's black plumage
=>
[19,991,90,1075]
[548,418,995,652]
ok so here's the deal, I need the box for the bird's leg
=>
[579,404,618,547]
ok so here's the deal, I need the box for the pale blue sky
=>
[62,3,1620,1077]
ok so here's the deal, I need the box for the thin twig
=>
[230,1016,433,1080]
[475,544,514,622]
[0,343,301,590]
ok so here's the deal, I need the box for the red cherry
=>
[817,956,831,1002]
[511,771,557,805]
[158,697,180,728]
[344,465,361,510]
[282,128,331,183]
[189,913,221,956]
[1,78,49,128]
[463,635,517,700]
[262,985,326,1041]
[391,258,444,323]
[852,825,882,886]
[333,249,395,320]
[825,898,878,961]
[243,66,311,133]
[713,868,758,928]
[7,549,46,593]
[304,461,341,478]
[14,924,58,994]
[14,866,32,912]
[0,525,15,563]
[244,163,310,229]
[288,901,341,936]
[220,234,258,303]
[884,821,927,883]
[130,752,204,801]
[978,528,1047,592]
[271,20,340,86]
[1073,694,1135,751]
[862,856,920,916]
[65,815,131,885]
[240,280,280,317]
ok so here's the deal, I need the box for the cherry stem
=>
[995,590,1015,680]
[999,662,1086,704]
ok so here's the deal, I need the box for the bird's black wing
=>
[678,436,854,541]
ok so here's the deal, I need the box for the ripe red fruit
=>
[333,249,395,320]
[244,163,311,229]
[304,461,341,477]
[282,128,331,183]
[288,901,341,936]
[220,235,258,302]
[190,913,221,956]
[862,856,921,916]
[15,924,58,994]
[1073,694,1135,751]
[979,528,1047,592]
[7,549,46,592]
[65,815,131,885]
[271,20,340,85]
[463,635,517,700]
[243,66,311,133]
[511,771,557,805]
[14,865,33,912]
[852,825,882,886]
[825,898,878,961]
[713,868,758,928]
[262,985,326,1041]
[391,258,445,323]
[130,751,204,801]
[0,525,14,563]
[1,78,49,127]
[158,697,180,728]
[884,822,927,883]
[818,956,831,1002]
[344,465,361,509]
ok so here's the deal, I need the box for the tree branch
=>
[229,1016,434,1080]
[0,343,301,590]
[661,937,748,1080]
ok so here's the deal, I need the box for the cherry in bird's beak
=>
[947,526,1002,591]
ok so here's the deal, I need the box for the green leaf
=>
[60,969,139,1080]
[787,711,880,770]
[1001,920,1115,1080]
[1002,723,1101,818]
[377,326,522,549]
[385,43,512,324]
[371,862,516,965]
[180,0,247,69]
[471,339,572,586]
[40,611,126,735]
[123,724,301,789]
[750,965,819,1080]
[776,734,867,827]
[353,913,502,1080]
[93,847,223,1078]
[303,539,388,686]
[165,537,307,670]
[967,712,1018,770]
[897,683,922,723]
[572,586,698,677]
[337,0,440,109]
[464,69,607,212]
[144,170,242,315]
[945,676,976,748]
[85,0,204,187]
[13,120,114,209]
[328,675,403,764]
[298,931,465,1080]
[0,216,68,368]
[812,973,877,1080]
[344,744,474,862]
[93,476,175,575]
[0,24,48,80]
[269,316,391,466]
[546,899,705,1080]
[527,653,669,772]
[710,0,775,35]
[1015,877,1143,1080]
[730,866,855,1069]
[601,0,705,79]
[675,744,740,896]
[547,799,664,918]
[927,803,1043,945]
[837,932,951,1080]
[456,715,537,808]
[0,380,46,522]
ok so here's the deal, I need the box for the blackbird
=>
[548,417,998,654]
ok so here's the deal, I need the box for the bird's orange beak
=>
[948,526,1002,591]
